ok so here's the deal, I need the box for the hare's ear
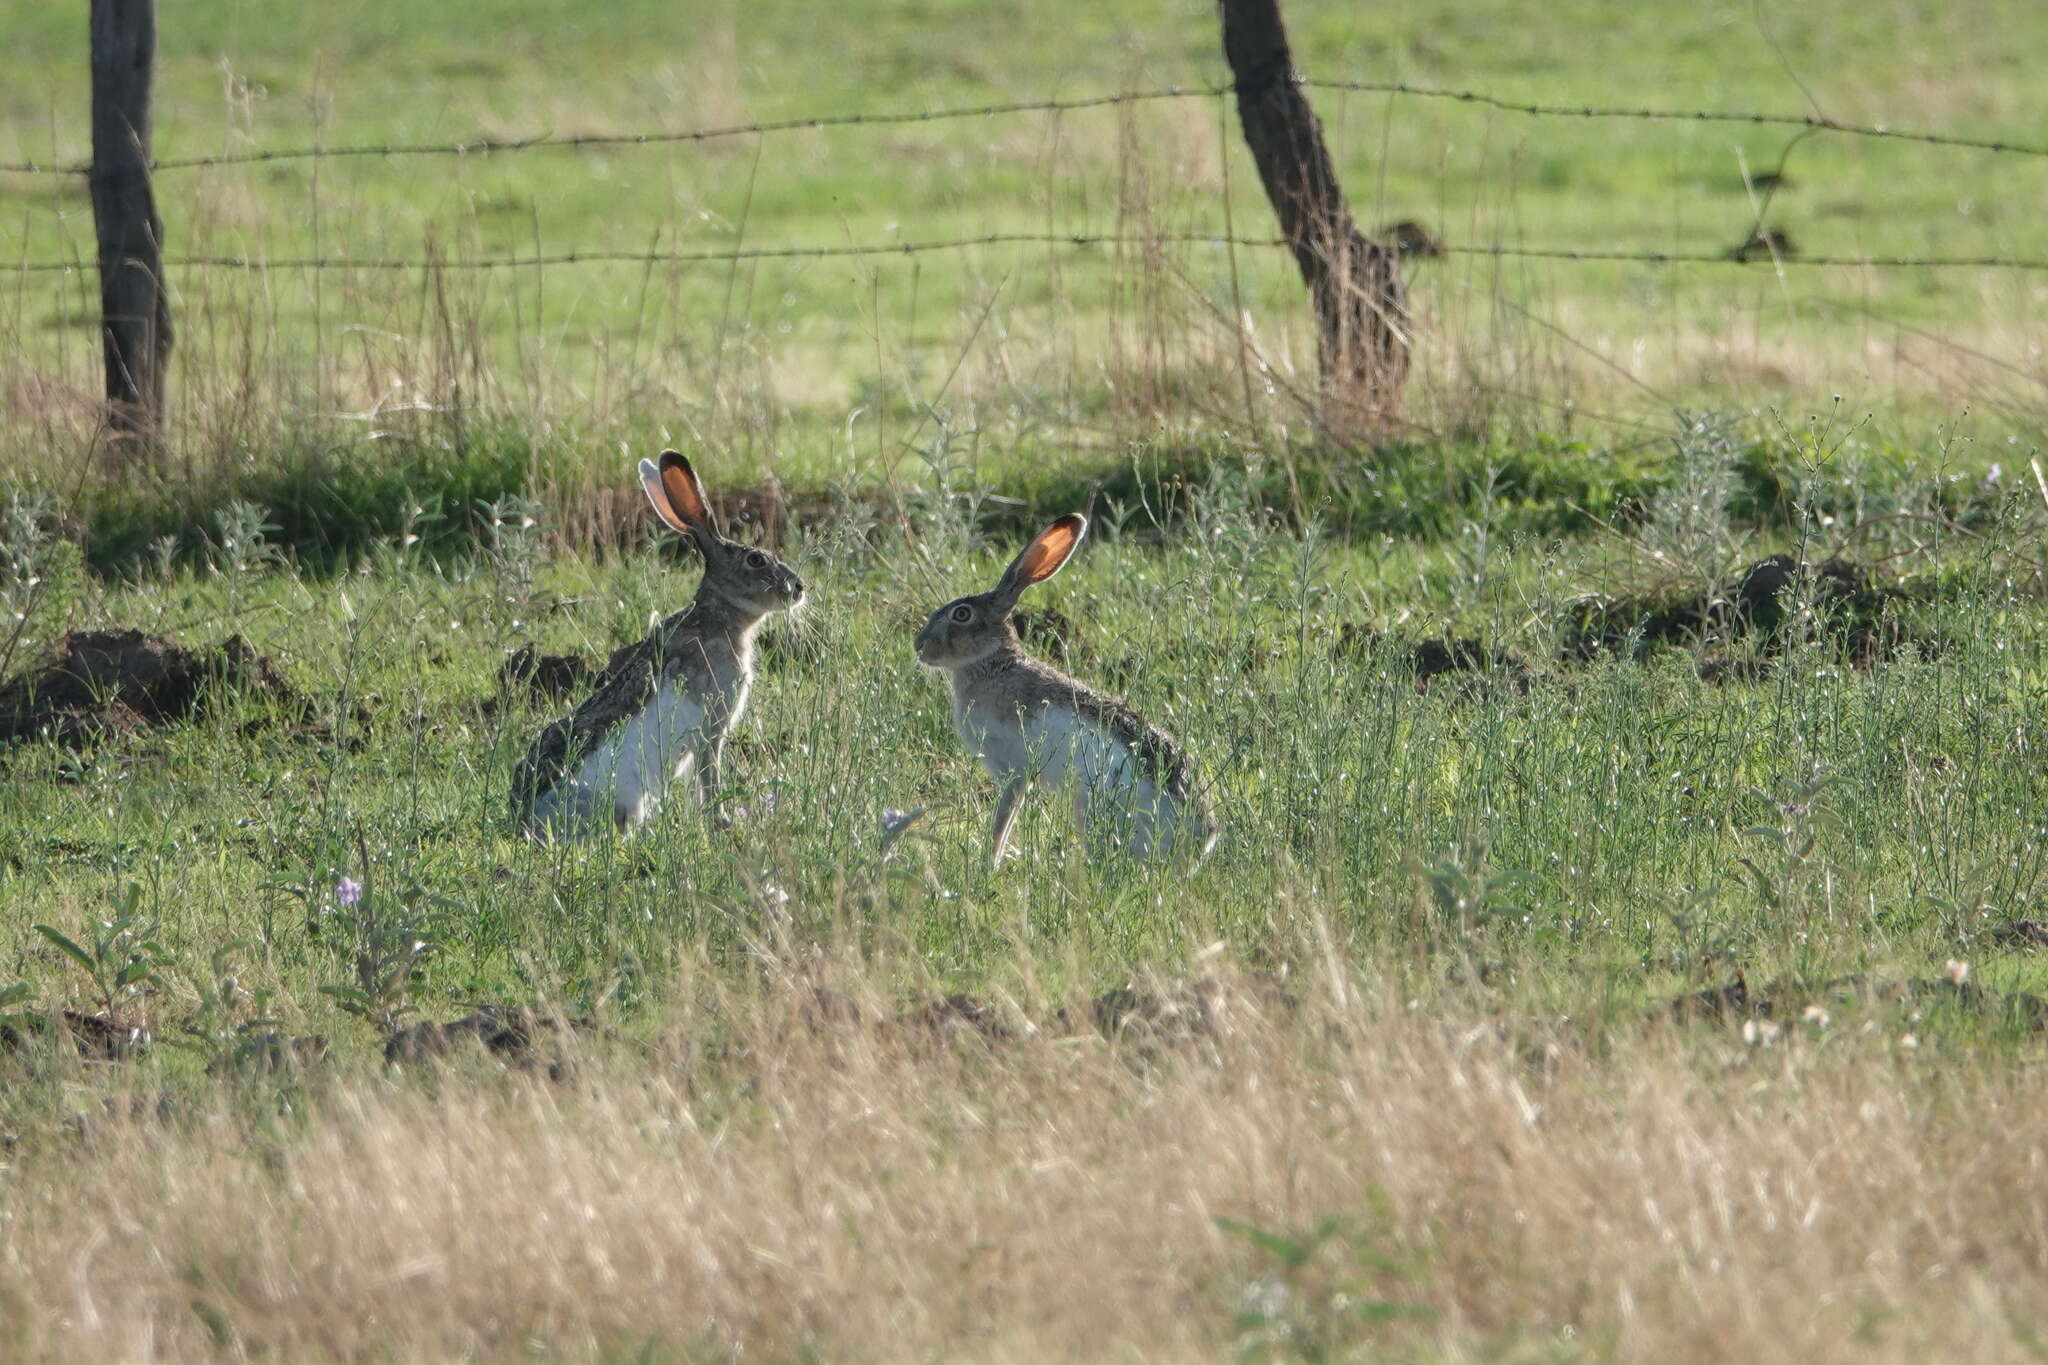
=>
[639,451,720,540]
[993,513,1087,607]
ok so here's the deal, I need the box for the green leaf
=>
[1734,856,1778,909]
[318,984,375,1017]
[33,924,97,976]
[0,982,31,1011]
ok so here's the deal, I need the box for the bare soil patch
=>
[1668,971,2048,1030]
[0,628,358,748]
[497,645,595,703]
[1566,554,1928,675]
[1336,626,1532,694]
[0,1009,151,1062]
[384,1006,601,1078]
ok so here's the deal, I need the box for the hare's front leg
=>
[988,775,1029,868]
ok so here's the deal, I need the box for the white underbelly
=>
[1021,709,1131,790]
[1019,710,1185,855]
[534,682,707,831]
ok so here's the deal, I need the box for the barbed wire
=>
[11,234,2048,274]
[1443,244,2048,270]
[0,88,1224,175]
[1301,79,2048,160]
[3,76,2045,177]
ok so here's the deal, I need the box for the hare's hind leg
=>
[989,776,1029,867]
[695,733,727,807]
[1074,783,1122,860]
[522,782,599,842]
[1083,780,1191,863]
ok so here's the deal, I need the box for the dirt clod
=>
[1567,554,1922,676]
[1066,979,1232,1047]
[1990,920,2048,952]
[384,1007,596,1076]
[1337,627,1531,694]
[0,1009,151,1061]
[895,993,1016,1044]
[498,645,594,703]
[0,628,346,748]
[1665,972,2048,1031]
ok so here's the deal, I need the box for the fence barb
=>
[10,234,2048,274]
[3,77,2046,176]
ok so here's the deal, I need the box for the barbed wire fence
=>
[16,77,2048,278]
[9,79,2048,274]
[11,76,2048,179]
[10,30,2048,460]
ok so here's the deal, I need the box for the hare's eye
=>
[950,604,973,624]
[746,551,768,569]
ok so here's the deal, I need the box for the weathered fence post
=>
[89,0,171,459]
[1220,0,1408,431]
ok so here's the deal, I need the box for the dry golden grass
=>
[3,954,2045,1362]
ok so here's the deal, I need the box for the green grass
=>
[4,436,2045,1051]
[4,0,2046,561]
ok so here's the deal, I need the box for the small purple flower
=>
[881,809,912,836]
[761,790,781,814]
[335,876,363,907]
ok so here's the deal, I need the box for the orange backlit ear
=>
[657,450,717,534]
[1013,514,1086,585]
[994,513,1087,606]
[638,458,690,534]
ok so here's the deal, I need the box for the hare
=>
[512,451,804,837]
[915,514,1216,866]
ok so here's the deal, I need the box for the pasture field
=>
[2,0,2047,561]
[4,0,2048,1358]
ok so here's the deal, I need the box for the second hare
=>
[915,514,1216,865]
[512,451,804,837]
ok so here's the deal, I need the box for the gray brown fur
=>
[915,513,1215,863]
[511,598,753,822]
[511,452,803,836]
[949,642,1201,807]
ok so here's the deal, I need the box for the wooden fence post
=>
[1220,0,1408,431]
[89,0,171,459]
